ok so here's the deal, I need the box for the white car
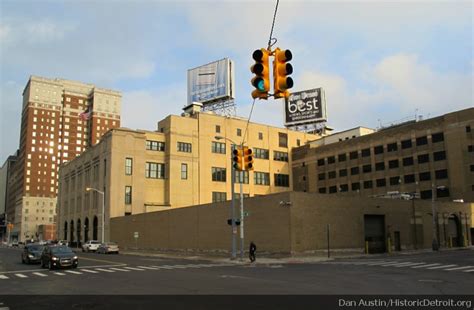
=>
[82,240,100,252]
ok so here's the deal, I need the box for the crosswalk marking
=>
[380,262,407,267]
[65,270,82,275]
[445,266,474,271]
[137,266,160,270]
[463,269,474,273]
[394,262,426,268]
[109,268,130,272]
[32,272,47,277]
[411,263,441,269]
[427,264,457,270]
[95,268,115,273]
[81,269,99,273]
[386,262,416,267]
[364,261,393,266]
[123,267,145,271]
[15,274,27,278]
[54,272,66,276]
[0,275,9,279]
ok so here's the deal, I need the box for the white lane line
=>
[389,262,418,267]
[394,262,426,268]
[379,262,408,267]
[445,266,474,271]
[109,268,130,272]
[64,270,83,275]
[411,263,441,269]
[427,264,457,270]
[0,275,9,279]
[32,272,48,277]
[137,266,160,270]
[123,267,145,271]
[95,268,115,273]
[463,269,474,273]
[15,274,28,278]
[54,272,66,276]
[81,269,99,274]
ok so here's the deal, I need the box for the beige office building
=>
[57,107,318,243]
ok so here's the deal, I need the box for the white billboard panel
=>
[187,58,234,106]
[284,88,327,127]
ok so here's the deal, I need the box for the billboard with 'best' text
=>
[285,88,327,127]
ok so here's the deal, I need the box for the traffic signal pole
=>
[230,159,237,259]
[240,178,244,261]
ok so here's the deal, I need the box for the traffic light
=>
[250,48,270,99]
[232,147,243,171]
[273,48,293,99]
[243,147,254,171]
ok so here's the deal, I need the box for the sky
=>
[0,0,472,163]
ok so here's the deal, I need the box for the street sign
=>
[134,232,139,239]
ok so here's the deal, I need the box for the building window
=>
[319,187,327,194]
[349,151,358,160]
[181,164,188,180]
[437,187,450,198]
[361,148,371,157]
[404,174,415,184]
[317,158,325,166]
[388,159,399,169]
[215,125,221,133]
[274,174,290,187]
[273,151,288,162]
[431,132,444,143]
[145,162,165,179]
[435,169,448,179]
[420,190,432,200]
[328,186,337,194]
[374,145,384,155]
[419,171,431,181]
[350,166,359,175]
[297,139,301,146]
[466,125,471,133]
[469,145,474,152]
[327,156,336,164]
[351,182,360,191]
[237,128,242,136]
[254,172,270,185]
[328,171,336,179]
[212,192,227,203]
[416,136,428,146]
[376,178,386,187]
[418,153,430,164]
[278,132,288,148]
[433,151,446,161]
[389,176,401,186]
[258,132,263,140]
[363,180,373,189]
[403,157,414,166]
[387,143,398,152]
[470,165,474,172]
[339,184,348,192]
[362,164,372,173]
[177,142,192,153]
[254,148,269,159]
[212,167,226,182]
[212,141,226,154]
[338,153,347,162]
[401,139,412,149]
[146,140,165,151]
[375,162,385,171]
[318,173,326,180]
[125,186,132,204]
[339,169,347,177]
[235,170,249,184]
[125,158,133,175]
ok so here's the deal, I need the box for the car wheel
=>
[21,256,25,264]
[72,264,78,269]
[48,260,53,270]
[26,257,30,264]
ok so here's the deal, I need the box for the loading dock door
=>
[364,215,386,253]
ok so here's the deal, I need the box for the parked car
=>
[10,241,19,247]
[97,242,119,254]
[82,240,100,252]
[40,245,78,270]
[21,244,44,264]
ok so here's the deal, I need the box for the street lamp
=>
[431,184,446,251]
[86,187,105,243]
[215,135,237,260]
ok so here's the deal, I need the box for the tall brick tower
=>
[7,76,121,241]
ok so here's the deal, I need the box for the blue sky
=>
[0,0,472,163]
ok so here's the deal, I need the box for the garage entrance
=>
[364,214,386,253]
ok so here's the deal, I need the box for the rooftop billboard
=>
[284,88,327,127]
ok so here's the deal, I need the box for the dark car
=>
[40,245,78,270]
[21,244,44,264]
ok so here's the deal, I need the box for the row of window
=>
[212,168,288,187]
[212,192,251,203]
[320,169,448,182]
[126,158,189,180]
[214,127,294,148]
[318,184,450,199]
[145,140,192,153]
[317,133,445,166]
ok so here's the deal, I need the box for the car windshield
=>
[51,246,73,254]
[28,245,44,251]
[91,241,100,244]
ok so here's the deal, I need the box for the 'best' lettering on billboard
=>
[284,88,327,127]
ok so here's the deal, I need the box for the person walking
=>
[249,241,257,263]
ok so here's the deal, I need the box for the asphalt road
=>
[0,246,473,309]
